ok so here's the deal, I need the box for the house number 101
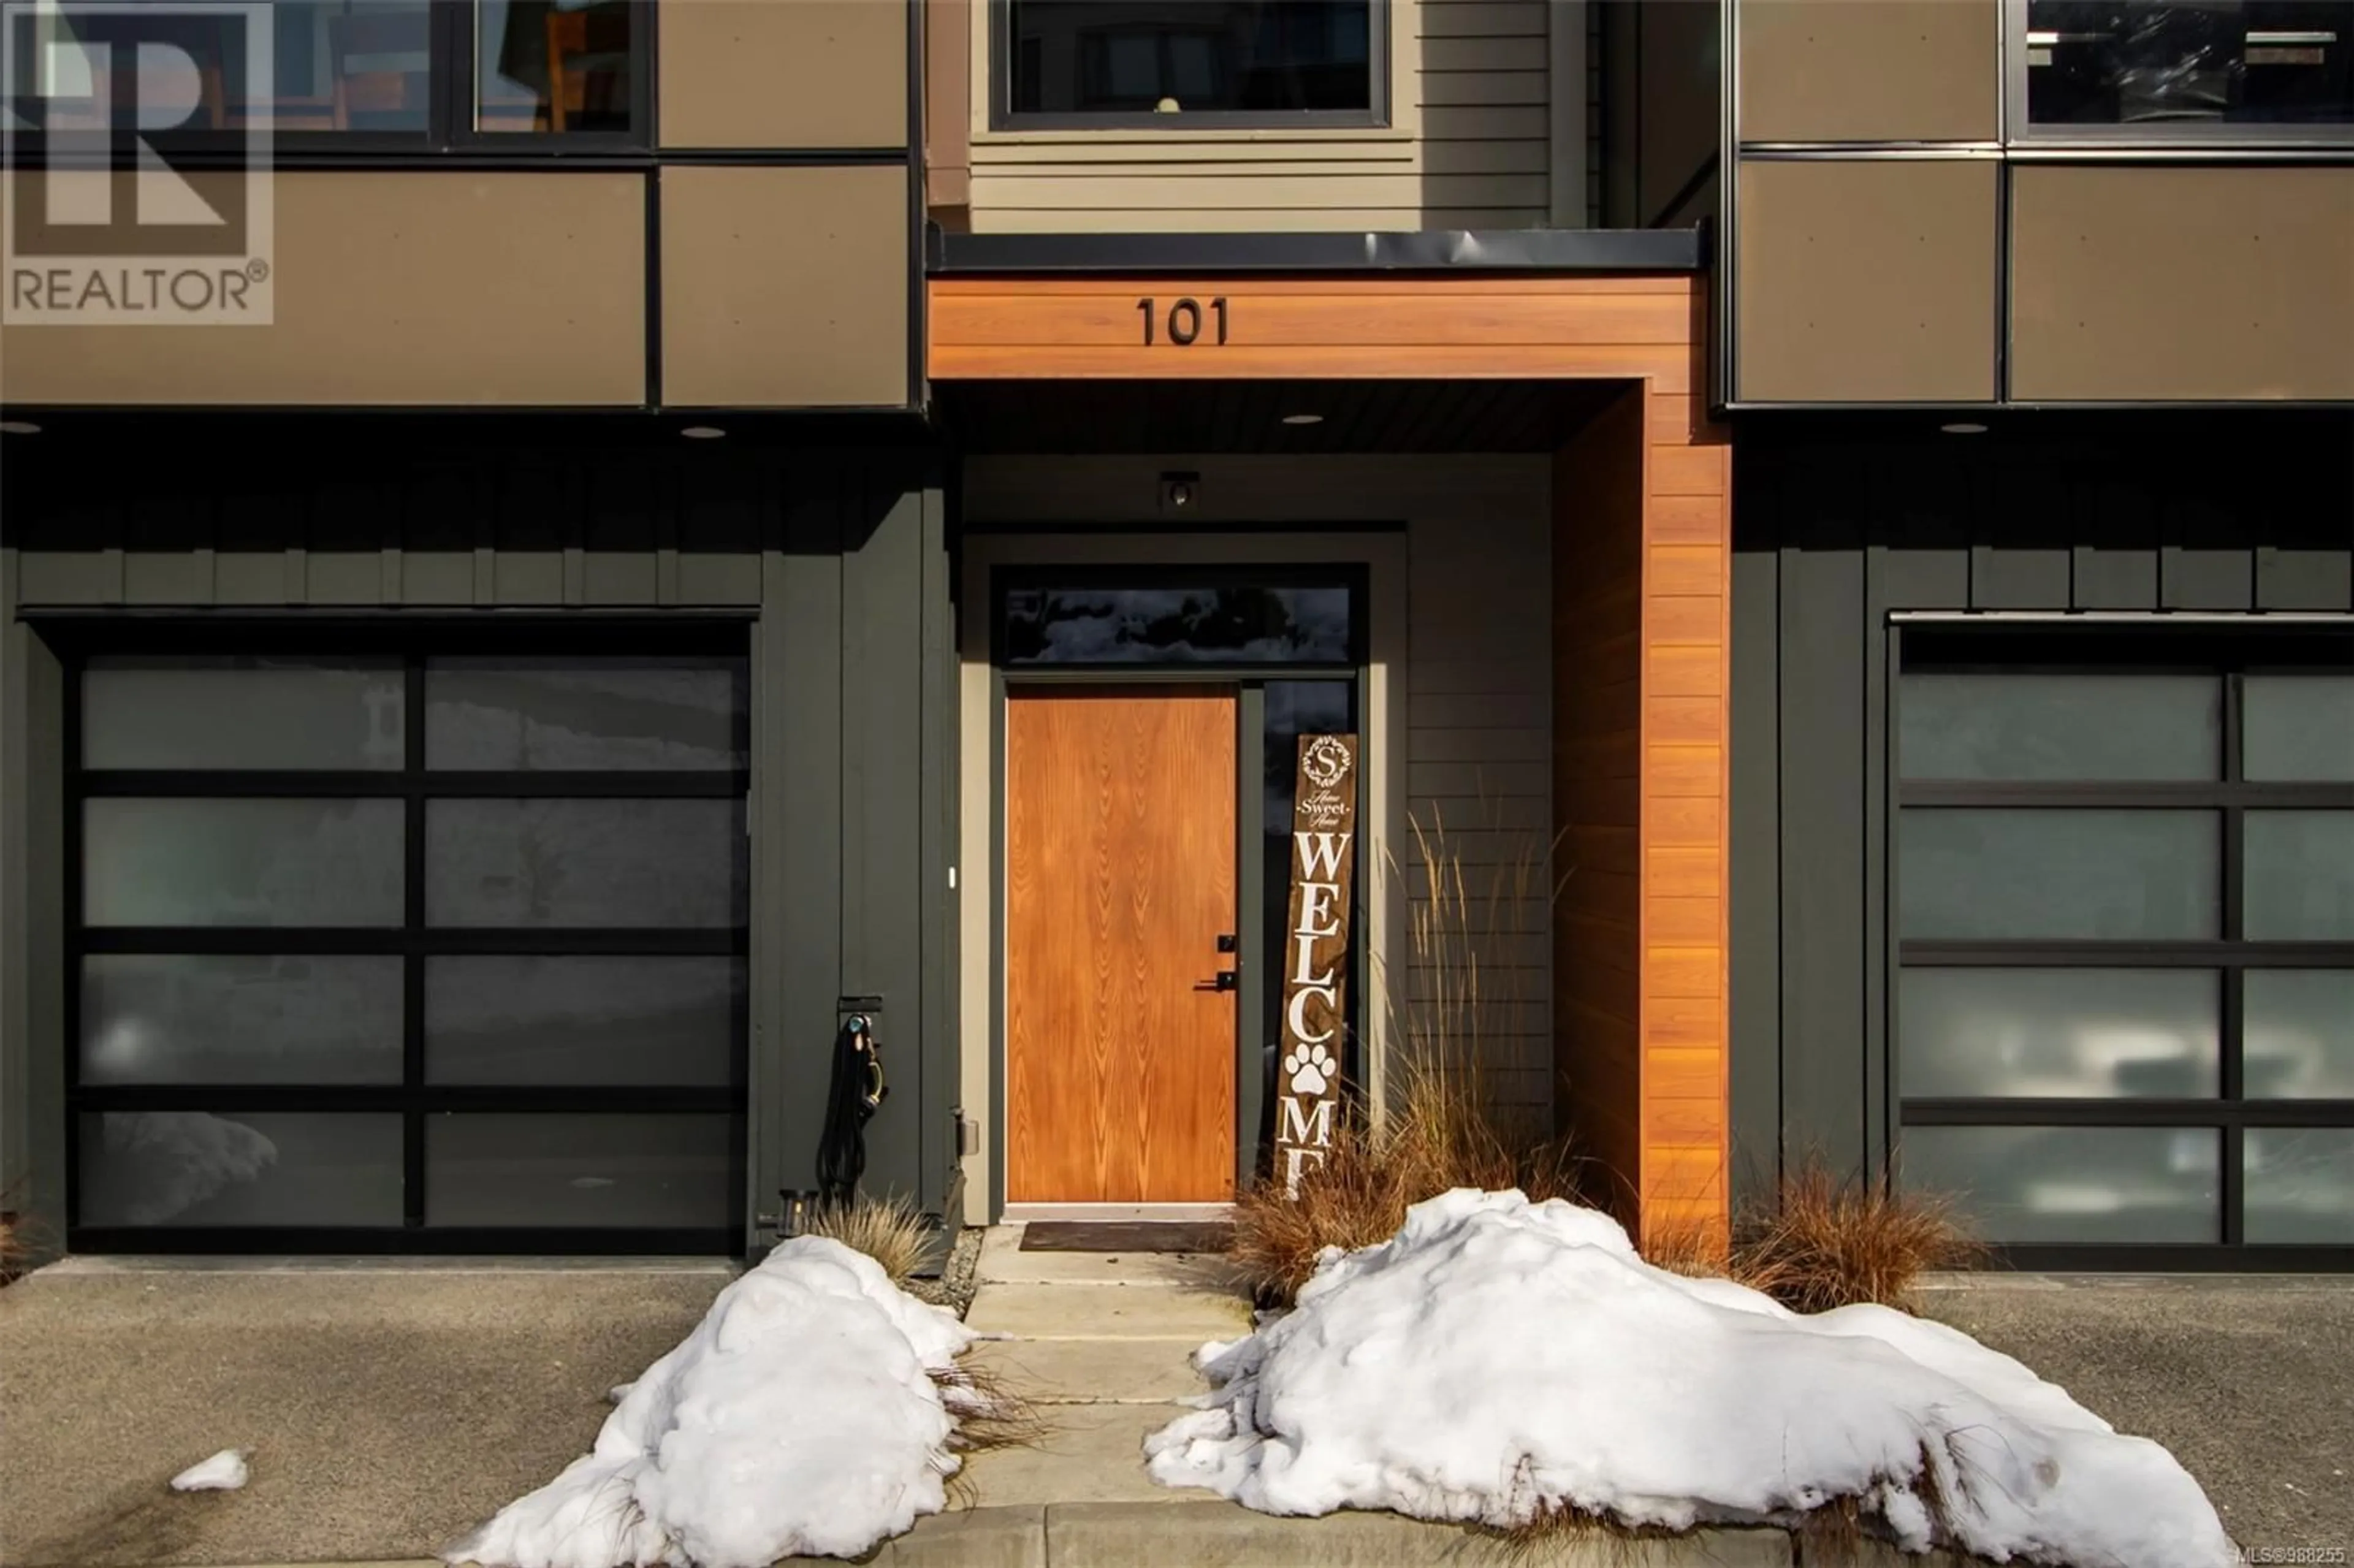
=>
[1137,296,1228,346]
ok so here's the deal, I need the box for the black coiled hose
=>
[815,1014,886,1209]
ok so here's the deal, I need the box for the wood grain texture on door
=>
[1006,687,1237,1203]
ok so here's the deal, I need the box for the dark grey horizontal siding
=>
[1729,414,2354,1205]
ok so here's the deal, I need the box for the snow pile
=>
[1147,1189,2235,1568]
[170,1448,250,1492]
[448,1238,983,1568]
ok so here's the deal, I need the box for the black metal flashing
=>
[926,226,1706,276]
[0,407,935,451]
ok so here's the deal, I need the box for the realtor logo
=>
[1,1,273,324]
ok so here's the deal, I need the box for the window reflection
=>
[1004,586,1353,664]
[78,1111,403,1227]
[1904,1125,2221,1244]
[2026,1,2354,127]
[1900,969,2220,1098]
[1009,0,1375,116]
[2244,970,2354,1098]
[476,0,634,133]
[7,1,433,132]
[2245,1128,2354,1243]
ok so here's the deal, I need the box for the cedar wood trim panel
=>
[926,274,1731,1242]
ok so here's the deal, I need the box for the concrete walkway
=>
[954,1225,1253,1508]
[0,1258,729,1567]
[1918,1271,2354,1550]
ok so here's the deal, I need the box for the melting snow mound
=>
[446,1237,980,1568]
[1146,1189,2234,1568]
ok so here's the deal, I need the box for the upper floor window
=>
[2,0,644,148]
[997,0,1385,127]
[2016,0,2354,138]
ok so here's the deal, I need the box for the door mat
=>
[1018,1220,1234,1254]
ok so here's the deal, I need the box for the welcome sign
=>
[1274,733,1358,1193]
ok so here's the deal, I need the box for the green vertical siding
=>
[1729,414,2354,1205]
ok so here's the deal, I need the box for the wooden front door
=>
[1005,687,1238,1203]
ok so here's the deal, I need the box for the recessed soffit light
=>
[680,425,727,440]
[1940,422,1989,435]
[0,419,42,435]
[1281,413,1324,426]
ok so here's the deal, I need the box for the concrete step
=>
[966,1335,1208,1404]
[232,1508,1932,1567]
[1042,1502,1796,1567]
[964,1282,1253,1341]
[955,1403,1197,1507]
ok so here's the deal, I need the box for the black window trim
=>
[2005,0,2354,147]
[1891,623,2354,1260]
[2,0,655,162]
[989,0,1391,132]
[62,622,748,1256]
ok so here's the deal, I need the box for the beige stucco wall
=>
[953,454,1553,1222]
[964,0,1581,232]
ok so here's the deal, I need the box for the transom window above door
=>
[997,0,1385,127]
[998,577,1360,667]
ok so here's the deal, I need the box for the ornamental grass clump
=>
[801,1193,934,1285]
[1637,1158,1983,1312]
[1727,1160,1985,1315]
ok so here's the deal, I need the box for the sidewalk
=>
[1918,1271,2354,1548]
[0,1258,728,1567]
[954,1224,1252,1507]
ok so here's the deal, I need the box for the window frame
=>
[2005,0,2354,147]
[1891,626,2354,1267]
[989,0,1390,132]
[61,622,749,1256]
[1,0,655,161]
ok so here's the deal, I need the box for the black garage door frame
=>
[58,616,750,1255]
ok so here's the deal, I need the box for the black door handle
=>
[1194,970,1238,992]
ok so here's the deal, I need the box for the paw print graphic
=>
[1284,1043,1336,1097]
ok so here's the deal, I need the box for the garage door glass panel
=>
[1899,969,2219,1098]
[1899,674,2219,780]
[1899,809,2219,940]
[2244,970,2354,1098]
[425,799,745,927]
[84,798,405,927]
[425,658,744,771]
[425,956,739,1086]
[2245,1129,2354,1244]
[2244,812,2354,940]
[1903,1125,2220,1244]
[77,1111,403,1227]
[2244,677,2354,782]
[425,1113,731,1227]
[83,658,406,771]
[80,955,403,1086]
